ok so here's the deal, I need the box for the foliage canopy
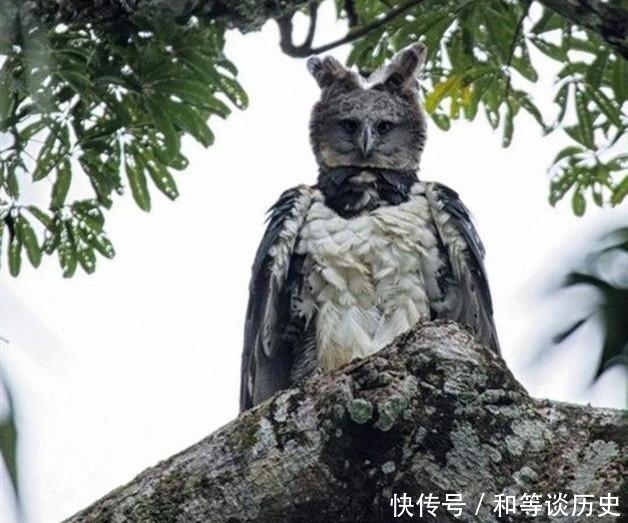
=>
[0,9,246,277]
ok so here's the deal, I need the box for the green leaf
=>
[591,183,604,206]
[78,246,97,273]
[126,154,151,212]
[567,36,598,54]
[552,145,584,165]
[88,232,116,259]
[530,7,563,34]
[72,201,105,231]
[80,148,121,209]
[42,224,60,254]
[59,222,78,278]
[482,72,505,113]
[483,7,511,63]
[206,71,249,109]
[70,221,97,274]
[530,37,565,61]
[164,151,189,171]
[549,170,577,206]
[180,109,215,147]
[564,125,587,148]
[571,188,586,216]
[0,370,19,508]
[397,10,450,48]
[557,61,589,80]
[80,118,123,143]
[183,49,249,109]
[545,227,628,382]
[446,29,467,72]
[574,90,595,148]
[32,126,61,182]
[611,58,627,103]
[553,82,570,127]
[17,215,42,267]
[431,112,451,131]
[157,95,215,148]
[51,159,72,209]
[586,50,609,89]
[199,93,232,119]
[484,106,500,129]
[5,169,19,198]
[511,44,538,83]
[146,161,179,201]
[8,232,21,277]
[463,74,492,121]
[586,86,623,127]
[57,69,91,92]
[20,118,48,140]
[217,58,239,78]
[512,90,546,130]
[502,104,514,147]
[152,79,231,116]
[0,78,11,123]
[97,91,136,127]
[611,175,628,206]
[145,98,180,156]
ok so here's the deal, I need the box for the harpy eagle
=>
[240,44,499,412]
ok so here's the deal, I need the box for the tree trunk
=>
[61,322,627,523]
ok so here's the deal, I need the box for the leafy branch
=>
[0,8,247,276]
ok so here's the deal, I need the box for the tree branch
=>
[278,2,319,57]
[277,0,424,58]
[344,0,360,29]
[61,322,627,523]
[27,0,628,59]
[535,0,628,59]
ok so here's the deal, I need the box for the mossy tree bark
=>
[62,322,626,523]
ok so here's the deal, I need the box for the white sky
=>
[0,6,627,523]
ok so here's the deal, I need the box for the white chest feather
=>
[295,184,441,371]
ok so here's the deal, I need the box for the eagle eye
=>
[377,120,395,135]
[338,118,359,135]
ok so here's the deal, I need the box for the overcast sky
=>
[1,6,627,523]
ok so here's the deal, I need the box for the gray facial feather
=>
[307,55,361,92]
[371,43,426,90]
[308,45,427,172]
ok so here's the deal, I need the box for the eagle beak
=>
[359,124,374,158]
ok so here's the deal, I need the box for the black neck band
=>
[317,166,419,217]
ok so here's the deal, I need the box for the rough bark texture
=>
[62,321,627,523]
[538,0,627,59]
[27,0,628,58]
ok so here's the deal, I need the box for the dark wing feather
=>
[240,186,313,412]
[427,182,500,353]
